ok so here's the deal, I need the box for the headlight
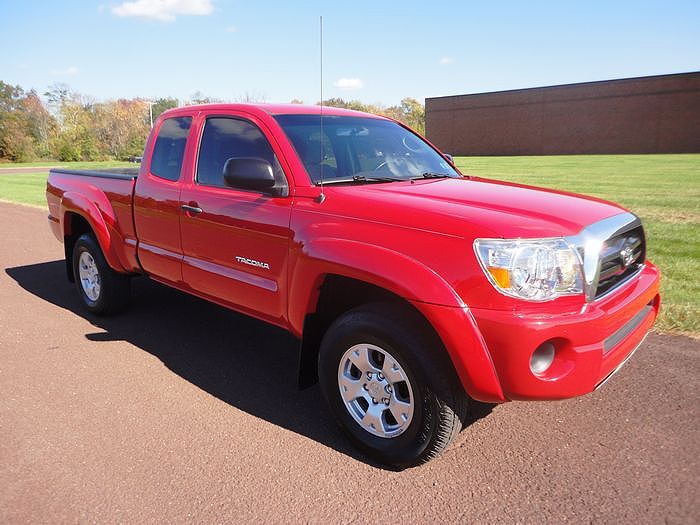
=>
[474,238,584,301]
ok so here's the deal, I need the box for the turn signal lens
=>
[487,267,511,288]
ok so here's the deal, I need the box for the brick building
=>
[425,72,700,155]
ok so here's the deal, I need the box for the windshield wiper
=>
[316,175,403,185]
[414,172,453,179]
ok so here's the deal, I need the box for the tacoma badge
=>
[235,256,271,270]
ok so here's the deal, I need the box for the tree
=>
[43,83,71,126]
[0,78,427,162]
[44,83,70,106]
[319,97,426,134]
[0,81,31,160]
[23,90,56,157]
[0,114,36,161]
[385,97,425,135]
[0,81,25,112]
[51,96,98,160]
[93,99,150,159]
[188,91,218,105]
[0,81,57,161]
[151,97,179,121]
[320,98,355,109]
[235,91,267,103]
[320,98,381,114]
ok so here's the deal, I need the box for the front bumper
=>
[470,263,660,400]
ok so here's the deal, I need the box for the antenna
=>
[317,15,326,203]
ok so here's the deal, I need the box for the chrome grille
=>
[566,212,645,302]
[595,225,646,298]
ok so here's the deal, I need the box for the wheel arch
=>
[297,274,460,391]
[60,191,126,277]
[291,238,504,402]
[288,237,464,335]
[62,212,93,282]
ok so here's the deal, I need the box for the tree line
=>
[0,80,425,162]
[315,97,425,136]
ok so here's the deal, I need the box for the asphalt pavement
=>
[0,201,698,523]
[0,167,57,175]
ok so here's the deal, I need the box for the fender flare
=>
[60,191,127,272]
[289,237,504,402]
[288,237,464,333]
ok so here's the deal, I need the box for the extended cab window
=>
[196,117,286,194]
[150,117,192,181]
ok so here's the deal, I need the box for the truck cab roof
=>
[160,102,386,119]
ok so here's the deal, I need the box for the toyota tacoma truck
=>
[46,104,660,467]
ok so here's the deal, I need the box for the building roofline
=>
[425,71,700,101]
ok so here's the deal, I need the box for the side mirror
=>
[223,157,276,192]
[443,153,454,163]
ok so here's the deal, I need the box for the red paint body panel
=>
[408,300,506,403]
[46,103,661,404]
[47,173,138,272]
[471,264,660,400]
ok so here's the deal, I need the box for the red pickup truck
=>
[46,103,660,467]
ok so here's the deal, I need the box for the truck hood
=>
[328,177,628,239]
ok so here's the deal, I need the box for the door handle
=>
[181,204,203,214]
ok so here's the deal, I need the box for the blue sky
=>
[1,0,698,105]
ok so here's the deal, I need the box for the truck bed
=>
[46,167,141,274]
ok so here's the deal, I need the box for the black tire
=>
[318,302,470,468]
[72,233,131,315]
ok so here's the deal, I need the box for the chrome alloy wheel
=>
[78,251,101,301]
[337,343,415,438]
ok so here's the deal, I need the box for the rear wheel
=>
[318,303,470,468]
[72,233,131,315]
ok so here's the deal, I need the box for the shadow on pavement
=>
[6,260,494,469]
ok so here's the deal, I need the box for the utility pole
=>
[147,100,155,128]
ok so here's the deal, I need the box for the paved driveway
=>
[0,167,56,175]
[0,202,698,523]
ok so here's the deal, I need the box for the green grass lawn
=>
[455,154,700,337]
[0,161,136,207]
[0,171,50,207]
[0,156,697,336]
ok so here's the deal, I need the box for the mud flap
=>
[298,313,323,389]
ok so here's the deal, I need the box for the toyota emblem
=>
[620,245,636,267]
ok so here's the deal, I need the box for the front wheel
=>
[72,233,131,315]
[318,303,470,468]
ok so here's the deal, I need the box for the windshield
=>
[274,114,461,183]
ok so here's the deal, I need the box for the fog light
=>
[530,342,556,374]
